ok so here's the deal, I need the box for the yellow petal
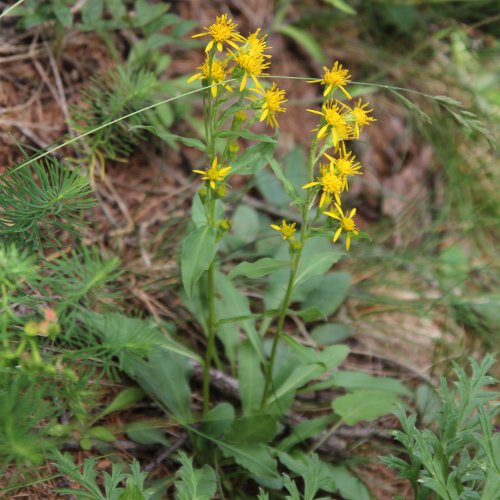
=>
[346,234,351,250]
[227,39,240,50]
[211,85,217,98]
[319,192,327,208]
[260,109,268,122]
[340,86,352,100]
[318,125,328,139]
[302,181,319,189]
[270,224,281,231]
[187,73,201,83]
[307,109,324,116]
[217,42,223,52]
[240,73,247,92]
[192,169,205,175]
[205,40,214,52]
[191,32,206,39]
[212,157,218,168]
[333,227,342,242]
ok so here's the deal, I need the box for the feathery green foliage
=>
[383,356,499,500]
[0,158,95,250]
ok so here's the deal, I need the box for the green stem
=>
[203,258,217,417]
[260,250,301,408]
[260,137,319,409]
[1,284,9,350]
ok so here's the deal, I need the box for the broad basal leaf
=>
[332,390,399,425]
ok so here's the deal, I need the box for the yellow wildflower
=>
[303,163,343,208]
[309,62,352,99]
[191,14,242,52]
[324,203,359,251]
[229,29,271,91]
[350,99,376,138]
[308,100,353,147]
[324,151,363,191]
[249,83,287,128]
[187,57,232,97]
[193,157,232,189]
[271,220,297,240]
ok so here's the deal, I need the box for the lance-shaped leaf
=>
[181,225,217,298]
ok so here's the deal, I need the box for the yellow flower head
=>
[310,62,352,99]
[229,29,271,91]
[193,157,232,190]
[308,100,353,147]
[271,220,297,240]
[187,57,232,97]
[192,14,242,52]
[249,83,287,128]
[303,162,343,208]
[324,151,363,191]
[324,203,359,251]
[350,99,376,138]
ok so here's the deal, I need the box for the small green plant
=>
[53,450,157,499]
[383,355,500,500]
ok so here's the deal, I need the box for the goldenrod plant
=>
[182,13,376,415]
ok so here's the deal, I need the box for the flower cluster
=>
[304,63,375,250]
[190,14,288,193]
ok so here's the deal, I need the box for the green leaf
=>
[276,25,326,65]
[218,442,281,488]
[53,3,73,27]
[231,142,276,175]
[309,371,410,396]
[156,132,206,152]
[238,340,265,414]
[84,311,202,366]
[181,225,217,298]
[107,0,127,20]
[88,426,116,443]
[269,363,325,405]
[294,247,343,288]
[268,157,300,203]
[278,416,335,452]
[201,403,235,439]
[134,0,168,26]
[323,0,356,15]
[290,306,326,321]
[81,0,103,26]
[215,271,265,365]
[225,414,278,443]
[332,390,399,425]
[231,205,260,244]
[229,258,290,280]
[328,466,370,500]
[175,452,217,500]
[311,323,352,344]
[125,352,193,424]
[301,271,350,317]
[126,422,170,447]
[97,388,145,420]
[256,169,289,210]
[279,452,336,499]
